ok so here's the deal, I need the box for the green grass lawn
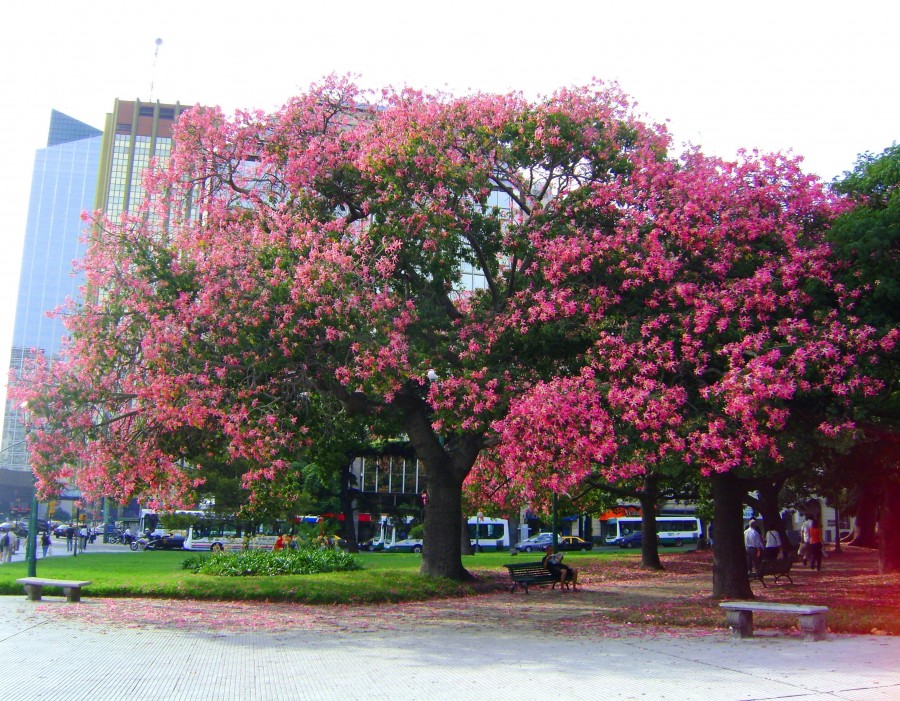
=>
[0,549,590,604]
[0,547,648,604]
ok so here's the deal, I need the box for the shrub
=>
[181,547,363,577]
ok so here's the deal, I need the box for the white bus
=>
[379,516,510,553]
[468,516,510,552]
[184,518,283,552]
[138,509,205,536]
[604,516,702,547]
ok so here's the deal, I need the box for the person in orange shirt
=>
[807,518,823,571]
[273,534,285,551]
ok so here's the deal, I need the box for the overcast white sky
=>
[0,0,897,429]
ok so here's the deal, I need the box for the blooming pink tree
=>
[469,148,896,595]
[14,77,894,586]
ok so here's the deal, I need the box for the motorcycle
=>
[130,535,150,551]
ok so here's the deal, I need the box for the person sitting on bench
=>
[542,546,574,585]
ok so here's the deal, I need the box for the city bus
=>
[468,516,510,551]
[603,516,702,547]
[183,517,282,552]
[380,515,510,552]
[138,509,205,536]
[181,513,359,552]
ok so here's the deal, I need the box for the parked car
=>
[614,531,644,548]
[1,520,32,536]
[143,534,186,551]
[558,536,593,551]
[614,531,661,548]
[53,523,73,538]
[383,538,423,553]
[358,538,385,552]
[515,532,554,553]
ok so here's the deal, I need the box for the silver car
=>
[515,533,554,553]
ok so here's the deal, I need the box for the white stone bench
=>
[720,601,828,641]
[17,577,92,603]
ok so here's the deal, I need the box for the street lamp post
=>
[475,511,483,553]
[15,401,40,576]
[25,494,39,577]
[552,493,559,550]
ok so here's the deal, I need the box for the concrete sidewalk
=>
[0,595,898,700]
[1,536,128,562]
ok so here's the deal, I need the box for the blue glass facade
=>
[1,111,101,471]
[13,116,102,355]
[46,109,104,148]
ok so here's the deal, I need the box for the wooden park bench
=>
[720,601,828,641]
[751,555,796,587]
[16,577,92,603]
[504,561,576,593]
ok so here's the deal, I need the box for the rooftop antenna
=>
[149,38,163,102]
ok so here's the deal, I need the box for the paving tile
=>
[1,596,898,701]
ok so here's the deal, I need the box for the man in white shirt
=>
[799,515,813,565]
[744,520,764,573]
[0,529,14,563]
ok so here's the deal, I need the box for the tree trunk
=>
[340,461,359,553]
[460,516,473,555]
[832,507,842,554]
[420,456,470,579]
[755,479,789,557]
[879,481,900,573]
[398,395,480,580]
[639,474,663,570]
[419,442,482,579]
[847,485,880,548]
[711,472,753,599]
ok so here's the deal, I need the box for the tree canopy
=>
[13,77,896,584]
[830,143,900,324]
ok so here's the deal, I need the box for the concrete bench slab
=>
[720,601,828,641]
[16,577,92,603]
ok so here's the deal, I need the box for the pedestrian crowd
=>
[0,527,18,563]
[0,521,114,563]
[743,512,826,575]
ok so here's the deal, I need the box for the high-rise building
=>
[0,100,189,518]
[0,111,102,476]
[95,99,191,219]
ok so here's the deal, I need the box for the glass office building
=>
[95,99,189,219]
[0,111,102,473]
[1,100,188,484]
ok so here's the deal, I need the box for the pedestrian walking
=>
[1,528,16,563]
[41,531,52,558]
[799,514,813,565]
[79,525,89,550]
[744,520,764,574]
[808,518,824,571]
[66,525,74,551]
